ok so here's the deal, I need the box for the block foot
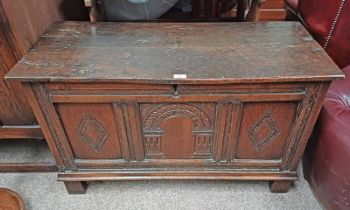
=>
[64,181,87,194]
[269,180,292,193]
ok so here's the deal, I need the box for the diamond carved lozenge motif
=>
[248,111,280,151]
[77,113,109,152]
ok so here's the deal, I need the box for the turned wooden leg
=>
[84,0,105,22]
[245,0,263,22]
[64,181,87,194]
[236,0,249,21]
[269,180,292,193]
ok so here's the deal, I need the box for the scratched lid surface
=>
[6,21,344,84]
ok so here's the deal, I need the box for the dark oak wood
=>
[246,0,264,22]
[0,0,64,173]
[260,0,286,20]
[6,22,344,194]
[59,171,298,181]
[0,0,86,172]
[269,180,292,193]
[0,1,37,128]
[6,22,343,83]
[64,181,87,194]
[0,163,57,172]
[0,124,43,139]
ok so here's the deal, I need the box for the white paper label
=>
[173,74,187,79]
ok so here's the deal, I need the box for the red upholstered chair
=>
[285,0,350,209]
[309,65,350,210]
[286,0,350,209]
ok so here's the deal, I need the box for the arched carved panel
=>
[140,103,216,159]
[142,103,214,129]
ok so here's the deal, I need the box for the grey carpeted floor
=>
[0,140,323,210]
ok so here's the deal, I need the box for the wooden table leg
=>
[236,0,249,21]
[64,181,87,194]
[269,180,292,193]
[210,0,224,18]
[84,0,105,22]
[245,0,263,22]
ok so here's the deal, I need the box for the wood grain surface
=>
[6,21,344,83]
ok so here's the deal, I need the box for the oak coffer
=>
[6,21,344,194]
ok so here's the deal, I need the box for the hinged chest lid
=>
[6,21,344,84]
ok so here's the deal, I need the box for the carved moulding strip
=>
[220,102,234,160]
[282,84,322,170]
[141,103,215,129]
[49,88,174,96]
[31,83,76,171]
[248,111,280,152]
[113,103,136,161]
[177,87,306,95]
[76,113,109,152]
[220,101,243,162]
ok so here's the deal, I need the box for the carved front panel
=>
[140,103,216,159]
[57,104,123,159]
[234,102,298,160]
[47,82,316,172]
